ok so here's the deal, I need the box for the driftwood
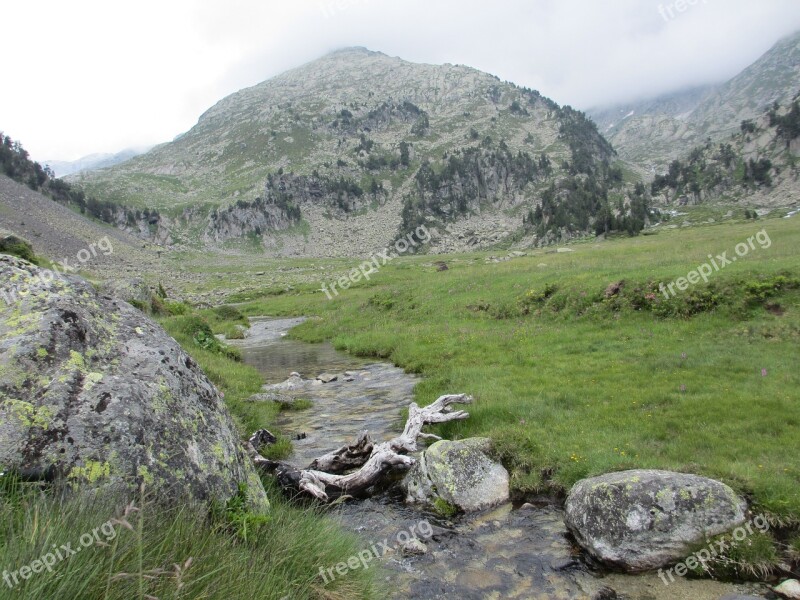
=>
[247,393,473,501]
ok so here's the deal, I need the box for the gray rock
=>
[263,372,306,390]
[0,257,268,512]
[401,537,428,556]
[564,469,746,572]
[719,595,767,600]
[404,437,509,513]
[98,277,152,305]
[316,373,338,383]
[775,580,800,599]
[247,391,294,404]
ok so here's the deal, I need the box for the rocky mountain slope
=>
[0,174,163,281]
[589,31,800,173]
[650,94,800,208]
[74,48,643,256]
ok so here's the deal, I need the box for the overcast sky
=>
[3,0,799,161]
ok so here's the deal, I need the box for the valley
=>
[2,15,800,600]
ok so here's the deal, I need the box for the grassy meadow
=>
[230,216,800,520]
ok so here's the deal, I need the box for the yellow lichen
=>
[5,399,54,429]
[137,465,155,485]
[68,460,111,483]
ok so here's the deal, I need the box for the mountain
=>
[73,47,646,256]
[45,147,150,178]
[650,93,800,208]
[588,31,800,173]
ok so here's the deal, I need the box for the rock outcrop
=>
[403,437,510,513]
[564,469,747,572]
[0,256,268,511]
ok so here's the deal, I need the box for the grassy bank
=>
[234,218,800,521]
[0,476,377,600]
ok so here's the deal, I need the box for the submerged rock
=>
[247,391,295,404]
[403,437,509,513]
[564,469,746,572]
[0,256,268,511]
[264,372,306,391]
[401,537,428,556]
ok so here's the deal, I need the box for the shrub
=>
[0,235,38,264]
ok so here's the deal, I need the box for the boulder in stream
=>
[403,437,510,513]
[564,469,747,572]
[264,372,306,391]
[0,256,269,511]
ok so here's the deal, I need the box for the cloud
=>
[2,0,798,161]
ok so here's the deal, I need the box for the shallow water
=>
[235,317,770,600]
[233,316,369,384]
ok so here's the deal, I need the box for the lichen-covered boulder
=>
[0,256,268,511]
[564,470,747,572]
[403,437,509,513]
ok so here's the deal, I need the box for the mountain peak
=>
[326,46,382,57]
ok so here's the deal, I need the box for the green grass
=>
[234,217,800,520]
[0,477,377,600]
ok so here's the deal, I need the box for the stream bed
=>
[233,317,770,600]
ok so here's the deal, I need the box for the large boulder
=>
[564,469,747,572]
[404,437,509,513]
[0,256,268,511]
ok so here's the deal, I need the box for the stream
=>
[232,317,770,600]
